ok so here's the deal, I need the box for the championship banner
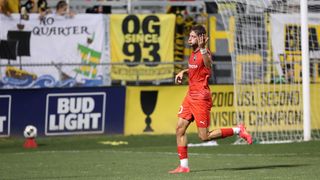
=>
[310,84,320,130]
[125,86,200,135]
[270,13,320,79]
[210,85,304,132]
[110,14,175,81]
[125,85,320,135]
[213,84,320,132]
[0,14,109,88]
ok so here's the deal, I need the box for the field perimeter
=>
[0,134,320,180]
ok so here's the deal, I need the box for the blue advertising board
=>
[0,95,11,137]
[0,87,125,137]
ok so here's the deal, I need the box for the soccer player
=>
[169,25,252,174]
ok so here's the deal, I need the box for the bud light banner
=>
[0,86,125,137]
[0,95,11,137]
[0,14,110,88]
[45,92,106,135]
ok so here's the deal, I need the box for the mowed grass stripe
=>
[7,149,320,158]
[0,134,320,180]
[1,148,318,180]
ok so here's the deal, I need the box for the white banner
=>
[0,14,110,88]
[270,13,320,76]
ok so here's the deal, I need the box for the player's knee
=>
[198,134,209,142]
[175,126,185,136]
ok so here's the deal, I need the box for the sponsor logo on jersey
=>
[188,64,198,69]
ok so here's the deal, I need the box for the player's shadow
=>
[37,143,47,147]
[192,164,309,173]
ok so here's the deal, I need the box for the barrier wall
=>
[1,84,320,137]
[124,86,197,135]
[0,87,125,137]
[124,85,320,135]
[124,85,238,135]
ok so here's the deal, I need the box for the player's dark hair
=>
[190,25,207,36]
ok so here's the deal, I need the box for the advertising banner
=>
[211,85,304,132]
[125,86,199,135]
[110,14,175,81]
[0,14,109,88]
[0,95,11,137]
[0,86,125,137]
[45,92,106,136]
[125,85,320,135]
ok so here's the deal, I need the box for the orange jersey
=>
[187,49,212,100]
[178,49,212,126]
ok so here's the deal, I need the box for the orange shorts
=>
[178,95,212,128]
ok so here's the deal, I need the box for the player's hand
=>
[175,73,183,84]
[198,34,208,49]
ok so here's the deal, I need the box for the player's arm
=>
[198,34,212,68]
[201,49,212,68]
[175,69,188,84]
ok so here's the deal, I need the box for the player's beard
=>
[188,41,199,50]
[191,43,199,51]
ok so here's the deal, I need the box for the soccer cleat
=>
[168,166,190,174]
[238,124,253,144]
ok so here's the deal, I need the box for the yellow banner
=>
[124,86,198,135]
[124,85,320,135]
[210,85,304,132]
[110,14,175,81]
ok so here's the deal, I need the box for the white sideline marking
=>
[188,140,218,147]
[11,149,316,157]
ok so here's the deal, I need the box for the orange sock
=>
[221,128,234,138]
[177,146,188,168]
[177,146,188,159]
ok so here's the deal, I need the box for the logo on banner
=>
[45,92,106,135]
[140,91,158,132]
[0,95,11,137]
[122,15,161,67]
[110,14,175,81]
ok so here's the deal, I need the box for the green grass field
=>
[0,134,320,180]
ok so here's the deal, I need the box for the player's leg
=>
[176,117,191,146]
[169,118,191,174]
[169,96,192,174]
[193,99,252,144]
[176,118,191,167]
[197,127,219,141]
[197,127,235,141]
[197,125,252,144]
[193,99,218,141]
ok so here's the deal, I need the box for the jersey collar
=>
[193,48,200,53]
